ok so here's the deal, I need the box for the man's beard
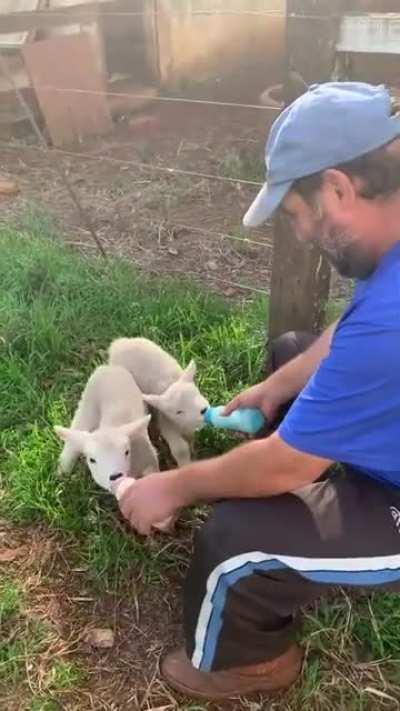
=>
[312,219,377,280]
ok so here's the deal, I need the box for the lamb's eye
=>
[125,449,129,457]
[176,410,183,415]
[89,457,96,464]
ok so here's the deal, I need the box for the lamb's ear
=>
[54,426,88,452]
[121,415,151,438]
[180,359,196,383]
[142,393,162,409]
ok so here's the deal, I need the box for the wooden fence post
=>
[268,0,347,342]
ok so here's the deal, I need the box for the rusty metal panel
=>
[337,13,400,54]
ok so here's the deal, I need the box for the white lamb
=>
[54,364,159,491]
[108,337,209,466]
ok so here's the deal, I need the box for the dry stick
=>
[0,52,107,258]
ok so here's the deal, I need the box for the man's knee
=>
[194,498,288,565]
[269,331,317,372]
[194,501,238,563]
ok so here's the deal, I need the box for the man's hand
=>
[224,320,339,421]
[117,435,333,535]
[118,470,182,536]
[224,380,282,421]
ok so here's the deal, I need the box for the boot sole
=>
[161,671,299,701]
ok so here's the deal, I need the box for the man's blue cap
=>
[243,82,400,228]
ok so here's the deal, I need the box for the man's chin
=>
[323,250,376,280]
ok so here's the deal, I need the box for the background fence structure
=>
[1,0,400,343]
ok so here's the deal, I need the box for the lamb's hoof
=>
[56,464,65,479]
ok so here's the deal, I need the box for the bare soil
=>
[0,99,348,302]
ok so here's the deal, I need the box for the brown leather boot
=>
[161,644,303,700]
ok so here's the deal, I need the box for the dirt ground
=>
[3,512,294,711]
[0,99,348,302]
[1,517,186,711]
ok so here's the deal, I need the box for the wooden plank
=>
[268,216,331,340]
[22,34,112,146]
[47,1,107,85]
[155,0,174,85]
[143,0,160,83]
[0,0,115,34]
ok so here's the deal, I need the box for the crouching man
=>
[117,82,400,700]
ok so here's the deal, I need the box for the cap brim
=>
[243,181,292,228]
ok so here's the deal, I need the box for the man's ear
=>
[322,169,357,212]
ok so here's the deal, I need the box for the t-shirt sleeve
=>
[279,311,400,470]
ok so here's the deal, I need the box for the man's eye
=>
[125,450,129,457]
[176,410,183,415]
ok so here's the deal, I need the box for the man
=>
[117,83,400,699]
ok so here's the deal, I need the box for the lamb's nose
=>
[110,473,124,482]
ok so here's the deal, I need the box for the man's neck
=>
[373,195,400,259]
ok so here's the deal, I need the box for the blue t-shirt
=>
[279,241,400,488]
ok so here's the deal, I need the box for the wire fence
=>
[0,4,313,296]
[4,9,347,21]
[26,86,282,113]
[0,140,272,246]
[8,143,265,188]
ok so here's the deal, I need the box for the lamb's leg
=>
[58,392,98,475]
[158,413,191,467]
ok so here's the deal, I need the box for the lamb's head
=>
[142,360,209,435]
[54,415,151,491]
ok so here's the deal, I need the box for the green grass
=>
[2,211,400,709]
[0,577,24,625]
[0,210,266,591]
[218,147,265,183]
[43,660,87,692]
[0,620,54,685]
[0,570,85,707]
[353,592,400,659]
[28,700,60,711]
[0,572,50,690]
[296,592,400,710]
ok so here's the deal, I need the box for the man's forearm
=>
[171,434,331,507]
[266,319,338,402]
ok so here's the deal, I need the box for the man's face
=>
[279,184,378,280]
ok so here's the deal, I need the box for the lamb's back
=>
[109,338,182,394]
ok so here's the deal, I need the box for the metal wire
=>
[166,221,273,249]
[1,141,265,187]
[31,85,282,112]
[0,140,274,251]
[3,9,345,21]
[0,54,107,258]
[171,270,269,295]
